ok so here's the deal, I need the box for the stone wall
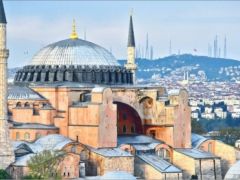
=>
[173,150,195,179]
[199,140,237,178]
[88,151,134,176]
[173,150,222,180]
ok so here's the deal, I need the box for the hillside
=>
[8,54,240,82]
[119,54,240,81]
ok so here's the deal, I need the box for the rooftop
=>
[118,135,162,145]
[11,122,59,130]
[175,148,219,159]
[137,154,182,173]
[90,147,133,157]
[8,85,46,100]
[191,133,209,148]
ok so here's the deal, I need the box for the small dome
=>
[30,38,119,67]
[225,161,240,180]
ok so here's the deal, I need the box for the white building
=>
[214,107,227,119]
[205,106,213,114]
[235,140,240,149]
[201,112,215,120]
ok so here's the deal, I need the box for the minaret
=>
[224,36,227,59]
[0,0,15,169]
[125,10,137,84]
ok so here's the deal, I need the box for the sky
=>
[3,0,240,67]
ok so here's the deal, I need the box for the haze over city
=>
[5,0,240,67]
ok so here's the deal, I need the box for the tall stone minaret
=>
[0,0,15,169]
[125,11,137,84]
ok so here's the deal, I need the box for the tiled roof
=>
[137,154,182,173]
[175,148,218,159]
[8,85,46,100]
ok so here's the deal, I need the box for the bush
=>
[27,150,65,179]
[0,169,11,179]
[22,175,42,179]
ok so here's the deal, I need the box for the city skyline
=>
[4,0,240,67]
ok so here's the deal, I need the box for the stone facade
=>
[198,139,237,177]
[88,151,134,176]
[172,150,222,180]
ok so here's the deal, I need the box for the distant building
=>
[235,140,240,149]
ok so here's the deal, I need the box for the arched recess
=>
[114,101,143,135]
[139,96,154,124]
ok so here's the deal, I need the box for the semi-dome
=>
[30,38,119,67]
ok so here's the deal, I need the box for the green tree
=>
[0,169,11,179]
[191,119,206,134]
[27,150,65,179]
[220,127,240,145]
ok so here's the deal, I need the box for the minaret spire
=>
[125,9,137,84]
[0,0,7,24]
[127,10,135,47]
[0,0,15,169]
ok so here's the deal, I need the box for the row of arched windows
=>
[121,125,135,134]
[16,132,42,141]
[15,102,48,108]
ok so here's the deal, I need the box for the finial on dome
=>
[70,19,78,40]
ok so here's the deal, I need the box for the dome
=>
[224,160,240,180]
[14,38,133,85]
[30,38,119,67]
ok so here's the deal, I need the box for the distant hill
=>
[8,54,240,82]
[118,54,240,81]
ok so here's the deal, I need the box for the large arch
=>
[114,101,143,135]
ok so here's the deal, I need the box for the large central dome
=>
[14,37,133,85]
[30,38,119,67]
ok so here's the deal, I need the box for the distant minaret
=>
[125,10,137,84]
[145,33,149,59]
[224,36,227,58]
[150,46,153,60]
[169,40,172,56]
[84,28,87,40]
[214,35,218,58]
[0,0,15,169]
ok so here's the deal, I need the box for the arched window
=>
[131,126,135,133]
[36,133,41,139]
[157,148,170,162]
[16,102,22,108]
[33,104,40,115]
[16,132,20,140]
[24,102,30,108]
[24,132,30,140]
[208,143,213,152]
[71,146,76,153]
[123,125,127,133]
[149,130,156,138]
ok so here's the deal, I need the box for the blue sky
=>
[4,1,240,67]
